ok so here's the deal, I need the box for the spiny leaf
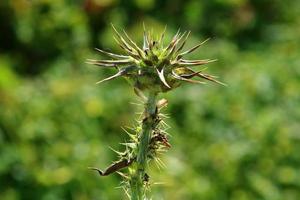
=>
[89,158,134,176]
[88,167,105,176]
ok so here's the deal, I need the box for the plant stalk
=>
[130,92,157,200]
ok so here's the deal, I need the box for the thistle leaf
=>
[88,167,105,176]
[89,158,134,176]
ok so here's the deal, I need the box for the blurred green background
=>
[0,0,300,199]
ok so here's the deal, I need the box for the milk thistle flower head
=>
[87,24,225,200]
[87,24,225,96]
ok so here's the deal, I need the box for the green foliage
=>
[0,0,300,199]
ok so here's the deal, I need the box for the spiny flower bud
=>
[87,24,225,96]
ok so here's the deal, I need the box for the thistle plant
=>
[87,24,225,200]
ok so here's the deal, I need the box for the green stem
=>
[130,92,157,200]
